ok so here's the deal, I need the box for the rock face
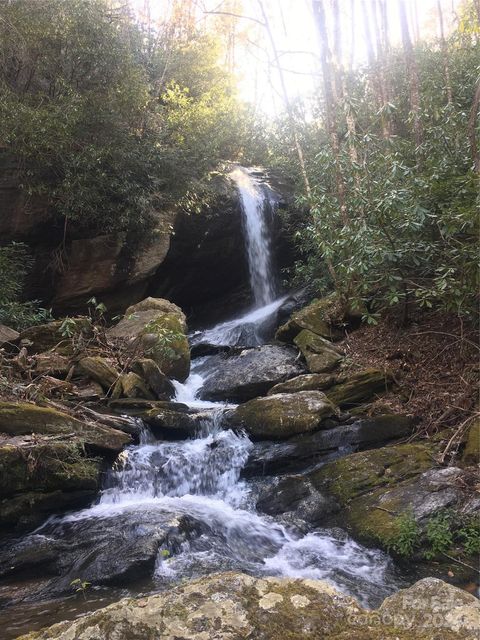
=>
[106,297,190,381]
[200,345,306,402]
[245,415,415,476]
[228,391,337,439]
[18,572,478,640]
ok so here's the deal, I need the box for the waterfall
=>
[230,167,276,307]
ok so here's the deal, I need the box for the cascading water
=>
[230,166,277,307]
[0,167,402,639]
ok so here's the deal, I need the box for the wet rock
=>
[268,373,337,395]
[106,297,190,382]
[462,417,480,465]
[130,358,175,399]
[20,319,92,355]
[256,475,339,525]
[0,402,131,453]
[77,356,119,391]
[0,324,19,346]
[294,330,343,373]
[200,344,306,402]
[18,572,476,640]
[228,391,337,439]
[245,415,415,475]
[326,369,392,408]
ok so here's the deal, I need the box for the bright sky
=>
[132,0,462,115]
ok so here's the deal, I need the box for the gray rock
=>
[200,344,306,402]
[0,324,19,346]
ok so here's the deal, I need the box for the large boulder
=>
[106,297,190,381]
[18,572,478,640]
[228,391,337,439]
[294,330,343,373]
[200,345,306,402]
[0,402,131,454]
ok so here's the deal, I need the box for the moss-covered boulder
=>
[77,356,119,391]
[228,391,337,439]
[0,441,101,497]
[0,402,131,453]
[276,295,343,342]
[267,373,337,395]
[294,329,343,373]
[20,318,92,355]
[462,417,480,465]
[18,572,477,640]
[326,369,392,408]
[130,358,175,399]
[106,297,190,381]
[112,372,155,400]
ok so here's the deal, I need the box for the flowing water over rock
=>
[0,168,403,637]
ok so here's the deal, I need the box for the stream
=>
[0,167,404,638]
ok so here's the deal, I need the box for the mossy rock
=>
[462,417,480,465]
[325,369,392,408]
[112,372,155,400]
[310,443,434,504]
[20,318,92,355]
[294,329,343,373]
[228,391,337,439]
[130,358,175,399]
[0,489,95,529]
[0,441,101,497]
[106,297,190,381]
[18,572,477,640]
[77,356,119,391]
[0,402,131,453]
[275,294,343,342]
[267,373,337,395]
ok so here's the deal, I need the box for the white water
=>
[17,165,398,610]
[230,167,276,307]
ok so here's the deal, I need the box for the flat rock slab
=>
[200,344,306,402]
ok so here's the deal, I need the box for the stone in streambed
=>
[325,368,392,407]
[130,358,175,399]
[244,414,415,476]
[294,330,343,373]
[200,344,306,402]
[106,297,190,382]
[268,373,337,395]
[17,572,478,640]
[0,402,131,453]
[77,356,119,391]
[227,391,337,439]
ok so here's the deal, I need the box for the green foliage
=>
[143,318,184,361]
[272,24,480,320]
[58,318,78,339]
[70,577,91,599]
[388,511,421,557]
[424,513,453,559]
[458,519,480,555]
[0,0,252,238]
[0,243,52,330]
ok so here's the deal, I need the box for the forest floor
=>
[341,309,479,457]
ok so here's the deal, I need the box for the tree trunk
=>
[437,0,453,104]
[399,0,423,151]
[469,80,480,174]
